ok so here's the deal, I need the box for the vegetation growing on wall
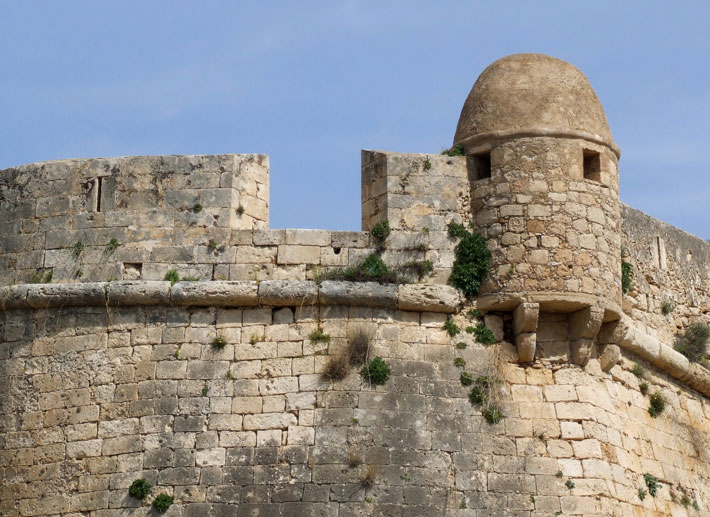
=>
[360,357,391,385]
[648,392,666,418]
[473,322,496,345]
[441,144,465,157]
[327,253,433,284]
[152,494,174,513]
[447,221,491,297]
[675,322,709,362]
[621,260,633,294]
[128,478,151,500]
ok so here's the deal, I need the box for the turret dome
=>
[454,53,618,155]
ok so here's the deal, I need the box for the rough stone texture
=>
[1,54,710,516]
[397,284,463,313]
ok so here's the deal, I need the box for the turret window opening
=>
[468,151,491,180]
[583,149,601,182]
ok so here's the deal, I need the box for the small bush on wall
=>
[675,322,709,362]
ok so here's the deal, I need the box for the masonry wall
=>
[0,155,269,285]
[2,152,710,516]
[2,300,710,516]
[621,204,710,346]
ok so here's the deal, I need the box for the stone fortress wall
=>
[2,54,710,516]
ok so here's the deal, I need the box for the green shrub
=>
[621,261,633,294]
[661,300,675,315]
[128,478,151,500]
[208,239,218,251]
[473,322,496,345]
[309,328,331,343]
[423,157,432,170]
[399,260,434,279]
[638,488,647,501]
[639,382,649,395]
[648,393,665,418]
[441,144,465,157]
[631,363,645,378]
[460,372,474,386]
[164,269,180,285]
[469,386,486,405]
[360,357,391,385]
[201,384,209,397]
[339,253,399,283]
[467,309,482,319]
[443,319,460,337]
[555,471,563,478]
[152,493,173,513]
[211,335,227,349]
[565,479,576,490]
[643,473,659,497]
[454,357,466,367]
[106,238,120,252]
[371,220,391,241]
[675,322,709,362]
[447,221,467,239]
[236,204,245,216]
[468,376,490,406]
[483,406,504,424]
[73,241,85,257]
[464,326,475,334]
[448,226,490,298]
[455,342,468,350]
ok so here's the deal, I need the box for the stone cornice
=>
[0,280,464,314]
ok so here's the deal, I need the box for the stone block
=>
[397,284,463,313]
[484,314,504,341]
[570,338,593,366]
[171,281,259,307]
[513,302,539,335]
[258,280,318,306]
[277,245,321,265]
[598,344,620,372]
[516,332,536,363]
[568,305,604,340]
[320,281,397,308]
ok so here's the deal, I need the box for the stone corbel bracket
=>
[0,280,464,314]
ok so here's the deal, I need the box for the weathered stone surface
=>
[26,283,106,308]
[258,280,318,306]
[598,344,620,372]
[171,281,259,307]
[568,305,604,340]
[652,343,690,379]
[516,333,536,363]
[1,56,710,517]
[570,338,593,366]
[319,281,397,308]
[397,284,462,313]
[107,281,171,306]
[513,302,539,335]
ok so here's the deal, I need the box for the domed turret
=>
[457,54,622,335]
[454,53,618,156]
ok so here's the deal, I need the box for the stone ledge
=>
[617,315,709,398]
[0,280,464,314]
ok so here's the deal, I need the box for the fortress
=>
[1,53,710,515]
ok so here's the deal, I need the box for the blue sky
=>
[1,2,709,239]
